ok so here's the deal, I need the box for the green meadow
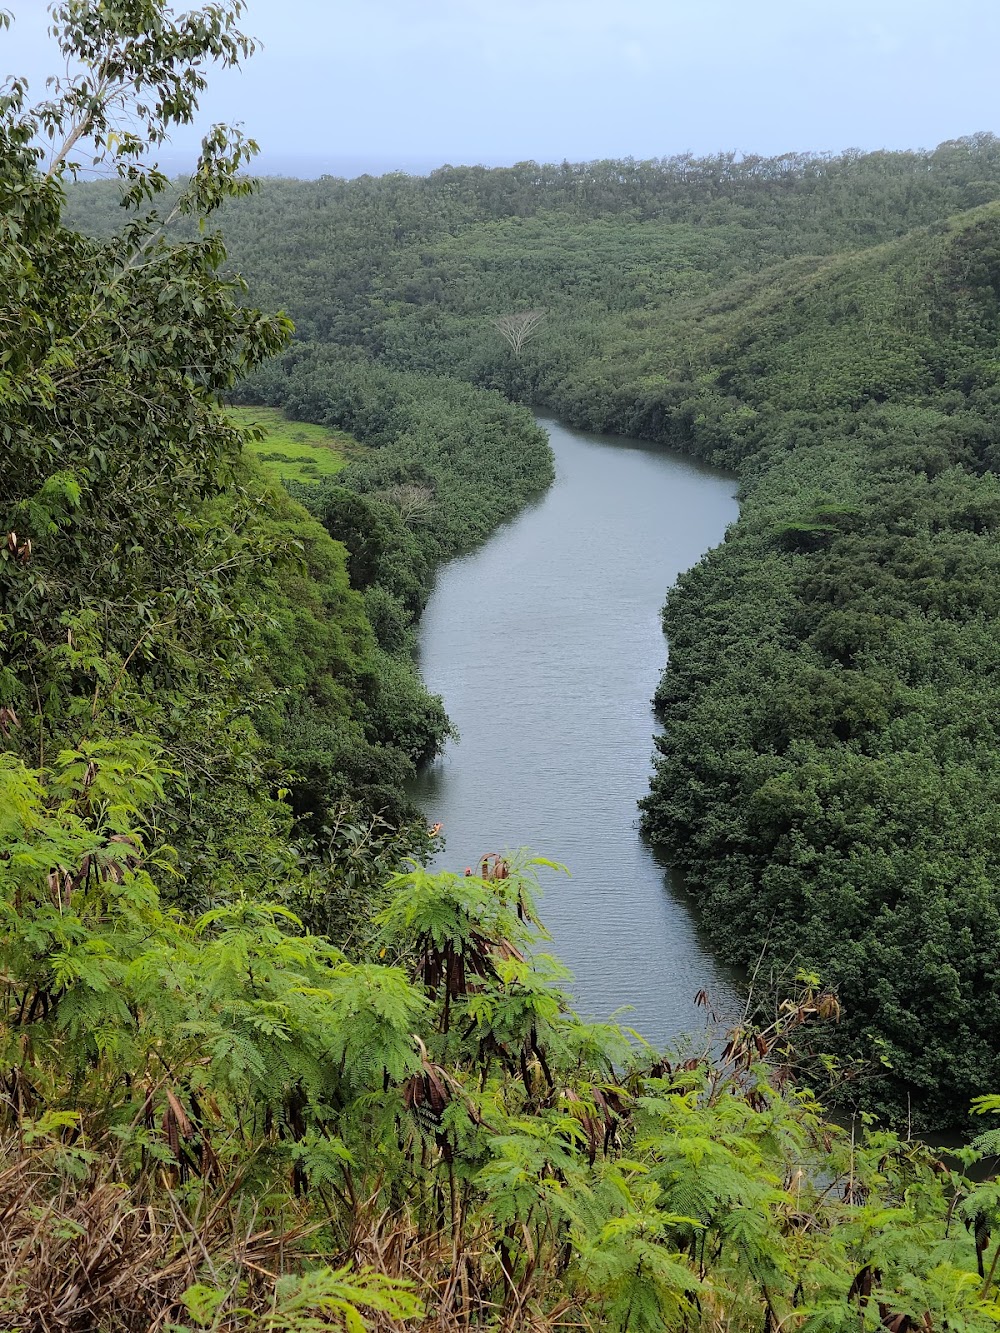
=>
[229,405,359,484]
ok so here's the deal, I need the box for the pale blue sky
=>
[4,0,999,175]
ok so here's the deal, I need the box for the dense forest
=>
[67,131,1000,1127]
[10,1,1000,1328]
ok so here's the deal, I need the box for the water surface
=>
[410,417,742,1044]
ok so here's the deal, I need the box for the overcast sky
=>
[4,0,999,175]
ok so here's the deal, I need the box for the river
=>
[409,417,742,1046]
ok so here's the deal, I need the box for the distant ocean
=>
[152,150,519,180]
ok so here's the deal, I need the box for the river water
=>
[409,417,742,1046]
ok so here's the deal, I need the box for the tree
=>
[25,0,256,192]
[380,480,436,526]
[494,307,546,356]
[0,1,292,806]
[0,6,436,1325]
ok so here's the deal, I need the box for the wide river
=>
[409,417,742,1046]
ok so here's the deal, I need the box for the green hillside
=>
[64,149,1000,1125]
[226,174,1000,1126]
[635,207,1000,1123]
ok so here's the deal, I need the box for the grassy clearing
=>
[229,405,360,484]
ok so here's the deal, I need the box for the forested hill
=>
[64,136,1000,402]
[64,134,1000,1125]
[278,145,1000,1128]
[640,205,1000,1124]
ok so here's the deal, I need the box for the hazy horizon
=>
[165,136,1000,183]
[5,0,999,178]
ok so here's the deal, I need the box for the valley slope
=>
[65,137,1000,1122]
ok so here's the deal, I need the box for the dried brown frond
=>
[0,1134,317,1331]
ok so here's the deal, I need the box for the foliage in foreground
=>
[5,745,1000,1331]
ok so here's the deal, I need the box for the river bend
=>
[410,417,741,1044]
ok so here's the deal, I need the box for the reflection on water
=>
[409,417,743,1046]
